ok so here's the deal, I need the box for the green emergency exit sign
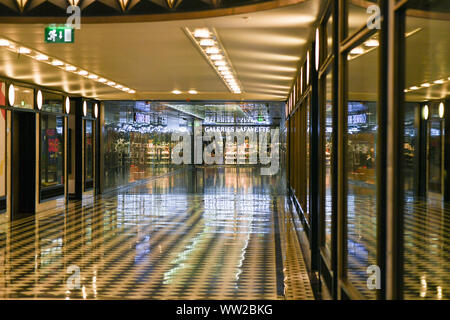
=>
[45,26,74,43]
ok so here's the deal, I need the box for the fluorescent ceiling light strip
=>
[0,36,137,94]
[185,27,243,94]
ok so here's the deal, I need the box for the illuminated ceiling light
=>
[83,101,87,117]
[128,90,136,94]
[18,47,31,54]
[188,90,198,94]
[350,47,364,55]
[364,39,379,47]
[206,46,220,54]
[433,79,444,84]
[199,39,215,46]
[315,28,319,71]
[107,81,116,86]
[439,102,444,119]
[194,28,210,38]
[36,90,43,110]
[35,54,48,61]
[94,103,99,119]
[404,89,409,93]
[8,84,15,106]
[410,86,419,90]
[172,90,182,94]
[65,97,70,114]
[420,83,430,88]
[186,27,243,94]
[0,37,136,94]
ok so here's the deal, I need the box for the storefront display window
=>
[324,69,333,254]
[42,92,62,113]
[85,120,94,188]
[346,32,379,299]
[11,85,33,109]
[40,115,64,195]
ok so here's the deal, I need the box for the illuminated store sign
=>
[134,112,151,123]
[204,126,270,133]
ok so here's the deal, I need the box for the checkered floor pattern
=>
[0,167,314,300]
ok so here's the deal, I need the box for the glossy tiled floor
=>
[0,167,314,300]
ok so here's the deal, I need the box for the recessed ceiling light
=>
[409,86,419,90]
[221,70,231,76]
[52,60,64,66]
[218,66,229,71]
[107,81,116,86]
[188,90,198,94]
[210,54,223,60]
[129,90,136,94]
[172,90,182,94]
[115,84,123,89]
[88,74,98,80]
[98,78,107,83]
[66,65,76,71]
[350,47,364,55]
[206,47,219,54]
[199,39,215,46]
[364,39,379,47]
[79,70,88,76]
[0,39,10,46]
[224,74,234,79]
[214,60,226,66]
[18,47,31,54]
[194,28,210,38]
[35,54,48,61]
[434,79,444,84]
[421,83,430,87]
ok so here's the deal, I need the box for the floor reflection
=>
[0,166,313,300]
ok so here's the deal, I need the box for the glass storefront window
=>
[346,32,379,299]
[11,86,33,109]
[42,92,62,113]
[85,120,94,185]
[0,107,5,198]
[346,0,378,38]
[40,115,64,189]
[324,69,333,255]
[403,2,449,299]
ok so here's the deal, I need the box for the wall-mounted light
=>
[315,28,320,71]
[94,103,98,119]
[65,97,70,114]
[8,84,15,106]
[306,51,310,85]
[36,90,43,110]
[439,102,444,119]
[83,101,87,117]
[422,105,429,120]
